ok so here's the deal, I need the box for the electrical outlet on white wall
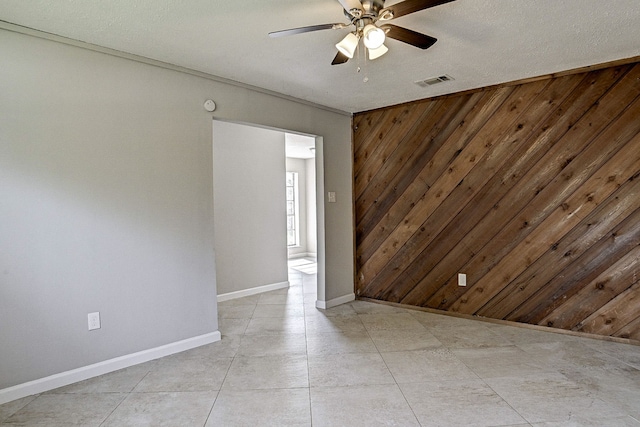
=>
[88,312,101,331]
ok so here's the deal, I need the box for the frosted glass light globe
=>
[363,25,385,49]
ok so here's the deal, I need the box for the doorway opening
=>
[285,133,318,302]
[212,120,325,306]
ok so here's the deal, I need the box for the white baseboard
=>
[217,281,289,302]
[316,293,355,309]
[0,331,221,405]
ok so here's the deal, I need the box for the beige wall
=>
[0,26,353,392]
[213,121,288,295]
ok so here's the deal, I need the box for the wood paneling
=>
[354,60,640,340]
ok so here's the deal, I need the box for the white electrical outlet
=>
[88,312,101,331]
[328,191,336,203]
[458,273,467,287]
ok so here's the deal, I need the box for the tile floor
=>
[2,263,640,426]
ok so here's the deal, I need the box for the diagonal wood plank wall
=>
[353,59,640,340]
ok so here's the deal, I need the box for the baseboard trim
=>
[217,281,290,302]
[316,293,355,309]
[0,331,221,405]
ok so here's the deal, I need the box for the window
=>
[286,172,299,247]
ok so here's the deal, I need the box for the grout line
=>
[367,320,424,426]
[97,391,129,427]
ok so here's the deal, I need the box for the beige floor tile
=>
[2,393,126,426]
[516,340,614,369]
[308,352,395,387]
[305,314,367,334]
[583,339,640,370]
[429,322,513,348]
[206,388,310,426]
[488,323,578,345]
[530,415,640,426]
[452,345,555,379]
[218,304,256,319]
[0,395,38,423]
[307,303,357,317]
[252,303,305,318]
[102,391,216,426]
[258,290,303,305]
[400,380,526,426]
[303,283,317,294]
[133,356,232,392]
[304,301,320,313]
[218,317,249,335]
[582,340,640,371]
[486,371,622,424]
[222,354,309,390]
[218,294,260,306]
[46,362,155,394]
[237,333,308,357]
[556,364,640,419]
[359,312,428,332]
[310,384,420,427]
[303,293,318,304]
[368,329,443,352]
[244,316,306,335]
[349,300,408,314]
[381,348,478,383]
[306,331,378,355]
[165,334,241,359]
[408,310,479,328]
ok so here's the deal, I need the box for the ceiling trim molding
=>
[0,20,352,117]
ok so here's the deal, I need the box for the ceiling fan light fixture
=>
[367,43,388,60]
[335,32,359,58]
[363,24,385,49]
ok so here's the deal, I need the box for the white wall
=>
[286,157,310,258]
[214,122,288,295]
[306,158,318,256]
[0,26,353,394]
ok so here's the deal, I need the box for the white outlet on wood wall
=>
[458,273,467,287]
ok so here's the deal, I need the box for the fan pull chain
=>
[363,46,369,83]
[354,39,369,83]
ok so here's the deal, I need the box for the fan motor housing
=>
[345,0,385,20]
[362,0,385,16]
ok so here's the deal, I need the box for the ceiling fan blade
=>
[382,0,455,20]
[269,23,346,38]
[336,0,365,17]
[381,24,437,49]
[331,51,350,65]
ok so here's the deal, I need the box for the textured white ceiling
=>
[1,0,639,113]
[286,133,316,159]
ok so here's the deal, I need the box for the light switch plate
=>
[328,192,336,203]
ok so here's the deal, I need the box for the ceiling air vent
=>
[415,74,454,87]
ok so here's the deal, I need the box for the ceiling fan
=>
[269,0,455,65]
